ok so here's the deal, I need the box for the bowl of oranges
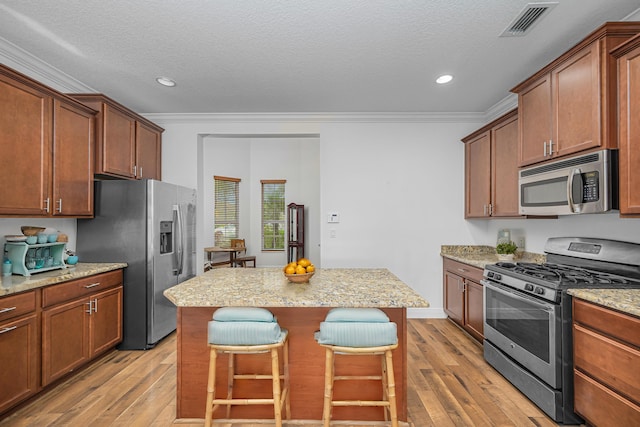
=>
[283,258,315,283]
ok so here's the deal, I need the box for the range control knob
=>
[534,287,545,295]
[524,284,534,292]
[487,272,494,278]
[494,274,502,280]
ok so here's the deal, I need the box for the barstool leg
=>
[271,347,282,426]
[381,354,389,421]
[204,347,217,427]
[226,352,235,418]
[385,349,399,427]
[283,338,291,419]
[322,348,334,427]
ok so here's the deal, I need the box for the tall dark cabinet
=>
[287,203,305,263]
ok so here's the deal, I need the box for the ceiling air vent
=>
[500,2,558,37]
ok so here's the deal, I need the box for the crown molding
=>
[0,35,95,93]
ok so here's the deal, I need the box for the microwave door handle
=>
[567,168,584,213]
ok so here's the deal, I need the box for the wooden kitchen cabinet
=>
[463,109,520,218]
[41,270,123,386]
[613,34,640,217]
[71,94,163,180]
[0,291,39,414]
[443,258,484,342]
[572,298,640,426]
[0,64,95,218]
[513,22,640,167]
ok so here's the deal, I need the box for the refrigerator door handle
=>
[174,204,185,275]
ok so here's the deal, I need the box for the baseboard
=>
[407,307,446,319]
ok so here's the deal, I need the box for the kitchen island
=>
[163,267,429,424]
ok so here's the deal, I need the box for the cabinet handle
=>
[0,306,17,314]
[44,198,50,213]
[139,167,143,178]
[548,140,554,155]
[93,298,98,313]
[85,301,93,314]
[0,326,17,334]
[489,204,493,216]
[457,268,468,273]
[543,141,547,156]
[84,282,101,289]
[133,165,137,177]
[483,204,487,215]
[56,198,63,213]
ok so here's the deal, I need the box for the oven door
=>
[483,280,562,389]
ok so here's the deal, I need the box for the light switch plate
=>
[328,212,340,223]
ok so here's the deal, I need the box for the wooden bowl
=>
[21,226,45,236]
[284,271,315,283]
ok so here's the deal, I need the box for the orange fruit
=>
[297,258,311,268]
[295,265,307,274]
[306,265,315,273]
[284,266,296,274]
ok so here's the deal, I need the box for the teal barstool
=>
[315,308,399,427]
[204,307,290,427]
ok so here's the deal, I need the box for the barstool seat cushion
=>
[324,307,390,323]
[315,322,397,347]
[209,321,286,345]
[213,307,277,323]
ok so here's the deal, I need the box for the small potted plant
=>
[496,241,518,262]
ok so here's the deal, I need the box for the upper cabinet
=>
[463,109,520,218]
[612,34,640,217]
[512,22,640,167]
[70,94,163,180]
[0,65,95,218]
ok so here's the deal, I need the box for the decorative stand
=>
[4,242,67,276]
[287,203,305,263]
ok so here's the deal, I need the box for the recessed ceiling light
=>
[436,74,453,84]
[156,77,176,87]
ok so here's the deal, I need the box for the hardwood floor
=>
[0,319,582,426]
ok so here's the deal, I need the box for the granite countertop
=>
[568,289,640,318]
[0,262,127,297]
[440,245,546,269]
[164,267,430,308]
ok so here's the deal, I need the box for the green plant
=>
[496,241,518,255]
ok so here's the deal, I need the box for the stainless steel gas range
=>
[481,237,640,424]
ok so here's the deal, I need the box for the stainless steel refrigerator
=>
[77,179,196,350]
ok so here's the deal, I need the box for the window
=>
[214,176,240,247]
[261,180,286,250]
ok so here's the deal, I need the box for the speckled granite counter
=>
[164,267,429,308]
[0,262,128,297]
[440,245,546,269]
[167,267,425,422]
[568,289,640,318]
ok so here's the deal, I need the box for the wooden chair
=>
[230,238,256,267]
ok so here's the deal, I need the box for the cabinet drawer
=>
[443,258,484,283]
[574,370,640,426]
[0,291,36,322]
[42,270,123,307]
[573,323,640,402]
[573,298,640,347]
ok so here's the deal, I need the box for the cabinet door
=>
[135,121,162,180]
[101,104,136,178]
[0,72,52,215]
[443,271,464,325]
[52,99,94,217]
[491,115,520,217]
[465,131,491,218]
[42,298,90,386]
[90,286,123,357]
[518,74,552,166]
[464,280,484,342]
[0,314,38,413]
[618,43,640,216]
[552,43,600,157]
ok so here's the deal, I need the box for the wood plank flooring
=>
[0,319,583,426]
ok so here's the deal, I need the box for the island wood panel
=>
[175,306,407,422]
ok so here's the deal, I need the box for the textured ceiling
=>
[0,0,639,114]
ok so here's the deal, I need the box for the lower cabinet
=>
[0,269,123,415]
[443,258,484,342]
[572,298,640,426]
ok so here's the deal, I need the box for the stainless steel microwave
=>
[519,149,618,215]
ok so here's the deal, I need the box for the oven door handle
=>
[482,279,556,311]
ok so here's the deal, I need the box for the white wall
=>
[152,115,640,319]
